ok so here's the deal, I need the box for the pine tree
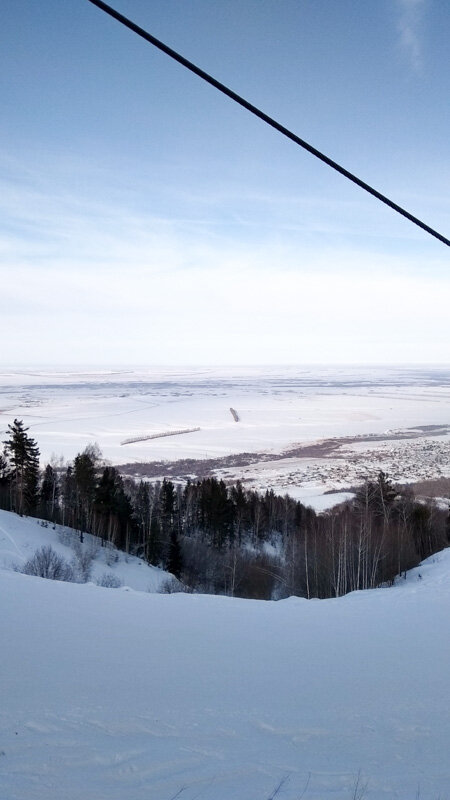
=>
[167,530,183,578]
[3,419,40,515]
[0,453,10,510]
[355,471,397,522]
[160,479,176,534]
[61,465,76,528]
[133,480,153,558]
[94,466,134,550]
[73,448,97,539]
[39,464,59,521]
[159,478,177,559]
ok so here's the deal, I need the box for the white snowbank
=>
[0,509,449,799]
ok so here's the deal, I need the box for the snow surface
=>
[279,488,355,511]
[1,510,449,800]
[0,510,170,593]
[1,365,449,508]
[1,365,449,467]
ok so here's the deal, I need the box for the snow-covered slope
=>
[0,510,449,800]
[0,509,170,592]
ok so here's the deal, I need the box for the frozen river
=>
[1,365,449,503]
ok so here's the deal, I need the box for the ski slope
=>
[0,509,449,800]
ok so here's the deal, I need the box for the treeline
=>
[1,419,449,599]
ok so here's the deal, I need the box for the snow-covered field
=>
[1,366,449,505]
[0,508,449,800]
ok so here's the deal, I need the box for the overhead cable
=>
[86,0,449,247]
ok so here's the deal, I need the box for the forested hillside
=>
[1,419,448,599]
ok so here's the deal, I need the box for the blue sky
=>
[1,0,449,364]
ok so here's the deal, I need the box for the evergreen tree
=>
[159,479,177,558]
[167,530,183,578]
[3,419,40,515]
[0,453,10,510]
[61,465,76,528]
[198,477,233,548]
[94,466,134,550]
[39,463,59,521]
[160,479,176,533]
[148,514,163,565]
[73,448,98,539]
[230,481,248,544]
[355,471,397,522]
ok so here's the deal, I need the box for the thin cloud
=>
[397,0,427,71]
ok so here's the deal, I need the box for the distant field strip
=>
[120,427,200,445]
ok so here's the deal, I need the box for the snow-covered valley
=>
[1,508,449,800]
[1,366,449,508]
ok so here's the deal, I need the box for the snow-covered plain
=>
[0,365,448,460]
[1,366,449,508]
[0,508,449,800]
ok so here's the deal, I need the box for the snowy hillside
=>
[0,509,449,800]
[0,509,171,592]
